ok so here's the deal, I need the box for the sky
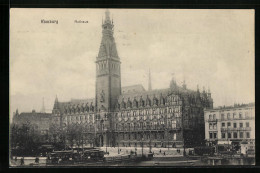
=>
[10,9,255,119]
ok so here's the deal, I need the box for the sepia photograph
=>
[9,8,255,167]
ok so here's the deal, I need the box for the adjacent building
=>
[204,103,255,153]
[12,109,52,143]
[50,10,214,149]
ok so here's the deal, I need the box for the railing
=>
[114,127,181,132]
[205,119,218,122]
[220,117,254,121]
[221,127,251,131]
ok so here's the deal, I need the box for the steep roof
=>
[119,83,197,102]
[122,84,146,94]
[13,112,51,125]
[54,98,95,114]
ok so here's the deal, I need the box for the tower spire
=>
[105,9,111,22]
[98,9,118,59]
[148,68,152,91]
[41,97,45,113]
[53,95,59,109]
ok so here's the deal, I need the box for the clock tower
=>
[95,10,121,112]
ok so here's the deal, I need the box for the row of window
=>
[63,107,95,114]
[115,122,177,131]
[65,115,95,122]
[221,112,250,120]
[221,132,250,139]
[117,114,179,122]
[209,122,251,130]
[221,122,250,128]
[209,132,251,139]
[208,112,250,120]
[117,107,181,117]
[119,132,177,140]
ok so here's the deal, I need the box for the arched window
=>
[239,112,243,119]
[233,113,237,119]
[227,113,231,119]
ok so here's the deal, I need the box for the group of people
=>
[13,156,40,166]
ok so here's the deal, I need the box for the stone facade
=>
[204,103,255,152]
[51,10,214,149]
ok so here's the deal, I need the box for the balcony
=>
[220,117,254,121]
[114,127,170,132]
[221,127,251,131]
[206,119,218,122]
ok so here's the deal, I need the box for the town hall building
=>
[50,10,214,149]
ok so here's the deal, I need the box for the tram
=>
[47,147,104,165]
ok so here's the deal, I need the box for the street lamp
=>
[106,135,107,153]
[141,137,144,157]
[118,142,120,154]
[168,128,170,151]
[149,131,152,153]
[118,133,120,154]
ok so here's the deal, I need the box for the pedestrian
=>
[35,157,39,164]
[20,157,24,166]
[159,149,161,153]
[15,156,17,162]
[163,152,165,156]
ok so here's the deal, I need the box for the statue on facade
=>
[153,94,158,106]
[133,97,138,107]
[146,95,151,106]
[100,90,105,102]
[127,98,132,108]
[139,96,144,107]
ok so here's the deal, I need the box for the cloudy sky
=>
[10,9,254,118]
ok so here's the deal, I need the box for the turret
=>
[52,95,60,114]
[182,80,187,89]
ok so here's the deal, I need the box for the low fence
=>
[10,157,47,166]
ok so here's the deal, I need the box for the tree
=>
[67,124,77,148]
[10,122,42,156]
[10,124,19,149]
[49,123,66,150]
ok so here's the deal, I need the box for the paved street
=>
[100,147,190,157]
